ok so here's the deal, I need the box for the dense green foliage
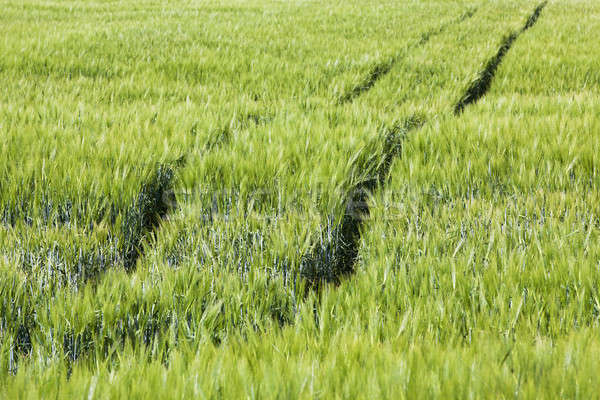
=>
[1,0,599,397]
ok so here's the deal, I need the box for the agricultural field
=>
[1,0,599,397]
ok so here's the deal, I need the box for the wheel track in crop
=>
[1,111,274,298]
[300,116,424,286]
[120,111,275,272]
[5,3,549,365]
[7,113,274,366]
[100,0,547,279]
[304,2,548,287]
[62,0,548,358]
[338,8,477,104]
[120,158,185,272]
[120,110,275,271]
[454,1,547,114]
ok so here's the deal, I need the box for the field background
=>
[2,0,600,397]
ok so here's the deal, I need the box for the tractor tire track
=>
[120,158,185,272]
[338,8,477,104]
[454,1,547,114]
[7,113,276,371]
[302,2,548,288]
[121,111,275,272]
[300,116,425,286]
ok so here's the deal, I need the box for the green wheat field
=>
[1,0,600,397]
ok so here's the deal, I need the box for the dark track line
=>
[301,2,548,287]
[300,116,425,286]
[454,1,547,114]
[120,110,276,272]
[120,158,185,272]
[9,113,275,368]
[338,8,477,104]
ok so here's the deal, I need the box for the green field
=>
[2,0,600,397]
